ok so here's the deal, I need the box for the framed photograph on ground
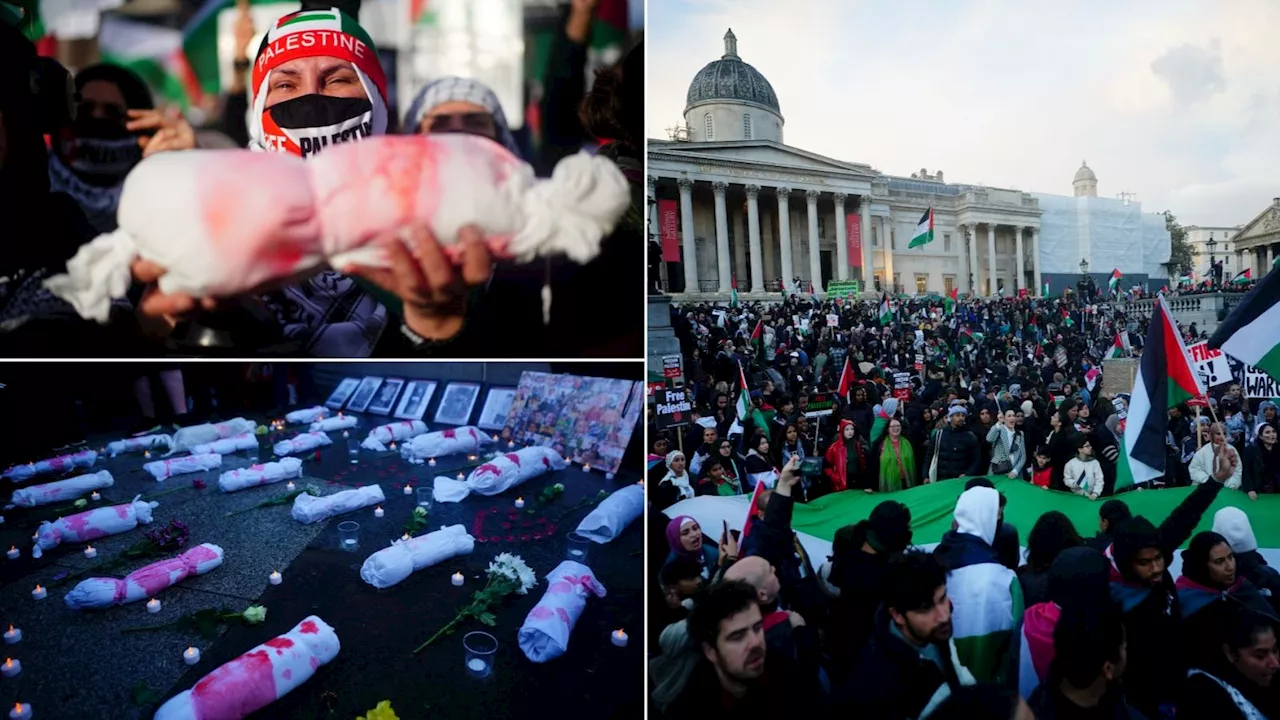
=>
[325,378,360,410]
[394,380,437,421]
[367,378,405,415]
[346,377,384,413]
[503,372,640,473]
[434,382,480,425]
[476,386,517,431]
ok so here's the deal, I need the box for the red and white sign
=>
[846,213,862,268]
[659,199,680,262]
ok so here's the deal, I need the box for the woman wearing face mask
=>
[1179,603,1280,719]
[1177,531,1277,673]
[1243,422,1280,500]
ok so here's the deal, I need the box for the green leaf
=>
[130,680,160,706]
[479,613,497,626]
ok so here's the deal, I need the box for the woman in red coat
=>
[824,419,871,493]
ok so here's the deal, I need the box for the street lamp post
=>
[1206,235,1218,288]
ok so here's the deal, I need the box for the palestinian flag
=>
[740,479,769,540]
[734,361,751,427]
[1109,269,1122,295]
[730,276,739,307]
[837,357,855,401]
[1211,266,1280,384]
[1042,280,1050,297]
[1124,294,1203,487]
[944,287,959,315]
[1108,333,1126,359]
[99,16,204,111]
[879,293,893,325]
[909,207,935,248]
[869,403,894,445]
[1177,273,1193,288]
[1061,308,1074,327]
[1231,269,1253,286]
[749,320,763,350]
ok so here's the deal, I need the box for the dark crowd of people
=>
[647,291,1280,719]
[0,0,642,358]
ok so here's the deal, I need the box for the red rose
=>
[192,479,207,490]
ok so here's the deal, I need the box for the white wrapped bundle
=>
[45,134,630,325]
[292,484,385,524]
[169,418,257,454]
[218,458,303,493]
[145,452,222,481]
[2,449,98,482]
[106,434,171,457]
[286,406,328,425]
[154,615,340,720]
[190,433,258,455]
[10,470,114,508]
[32,495,158,558]
[311,134,630,266]
[359,524,475,589]
[433,446,566,503]
[309,415,357,433]
[64,543,224,609]
[399,426,491,463]
[518,561,607,663]
[361,420,427,451]
[574,484,644,544]
[273,431,333,456]
[44,150,320,323]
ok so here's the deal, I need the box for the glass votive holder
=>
[463,631,497,679]
[416,486,432,510]
[565,532,591,565]
[338,521,360,552]
[347,436,360,465]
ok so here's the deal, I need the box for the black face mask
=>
[58,117,142,181]
[262,95,374,158]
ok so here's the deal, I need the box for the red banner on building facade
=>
[846,213,862,268]
[659,199,680,262]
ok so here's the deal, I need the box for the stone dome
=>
[1074,160,1097,183]
[685,29,781,114]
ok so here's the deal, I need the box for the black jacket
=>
[1235,549,1280,616]
[826,549,891,672]
[1028,678,1148,720]
[1179,666,1280,720]
[928,425,982,481]
[831,605,962,719]
[749,492,827,629]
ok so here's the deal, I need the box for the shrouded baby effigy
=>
[190,433,257,455]
[2,449,98,482]
[145,453,222,481]
[359,524,475,589]
[32,495,159,557]
[64,543,224,609]
[45,134,631,324]
[397,426,491,462]
[106,433,171,457]
[153,615,340,720]
[218,458,303,493]
[518,561,606,663]
[292,485,385,524]
[10,470,114,507]
[432,446,566,502]
[273,431,332,456]
[168,418,257,454]
[361,420,427,451]
[285,406,328,425]
[310,415,357,433]
[574,484,644,544]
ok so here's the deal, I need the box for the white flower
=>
[486,553,537,594]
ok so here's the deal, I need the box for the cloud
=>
[647,0,1280,227]
[1150,41,1226,106]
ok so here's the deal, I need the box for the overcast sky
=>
[646,0,1279,228]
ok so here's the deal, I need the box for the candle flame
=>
[186,647,194,653]
[32,585,41,592]
[7,546,13,552]
[4,658,11,667]
[517,497,523,502]
[6,626,12,633]
[13,703,21,711]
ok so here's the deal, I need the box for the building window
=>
[943,276,955,294]
[873,273,882,291]
[817,218,826,240]
[704,113,714,141]
[915,275,928,294]
[743,114,752,139]
[890,229,896,248]
[893,273,900,292]
[944,233,952,252]
[872,228,880,247]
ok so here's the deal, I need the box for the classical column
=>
[762,206,777,282]
[745,185,764,293]
[833,193,849,281]
[882,215,895,292]
[1014,225,1025,294]
[713,181,731,293]
[777,187,794,291]
[677,178,697,293]
[1031,227,1042,296]
[987,223,997,296]
[731,204,748,288]
[966,224,980,295]
[806,190,822,292]
[860,199,873,284]
[1268,245,1275,273]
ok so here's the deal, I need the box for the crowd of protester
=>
[0,0,642,357]
[648,291,1280,719]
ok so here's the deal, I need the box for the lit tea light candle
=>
[0,659,17,678]
[400,533,411,543]
[467,658,487,673]
[491,434,498,441]
[605,472,615,480]
[338,411,344,417]
[342,538,357,550]
[5,546,17,560]
[284,481,295,492]
[82,545,97,559]
[144,450,151,458]
[183,646,200,665]
[30,585,45,601]
[8,703,30,720]
[451,571,464,586]
[583,464,591,472]
[374,506,384,518]
[428,458,437,467]
[146,598,161,614]
[507,441,515,449]
[611,629,628,648]
[342,431,349,438]
[456,472,464,480]
[514,497,524,509]
[90,491,101,501]
[389,441,397,451]
[269,571,282,585]
[468,454,478,462]
[3,627,20,644]
[403,484,412,495]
